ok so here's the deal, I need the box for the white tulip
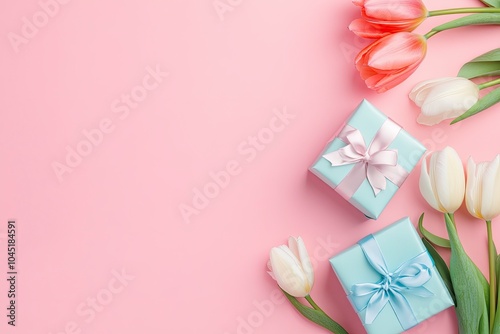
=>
[466,156,500,221]
[268,237,314,297]
[409,77,479,126]
[419,147,465,213]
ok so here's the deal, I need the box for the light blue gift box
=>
[310,100,426,219]
[330,217,454,334]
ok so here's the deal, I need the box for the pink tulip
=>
[355,32,427,93]
[350,0,428,38]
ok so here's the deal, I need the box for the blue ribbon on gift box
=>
[349,235,434,330]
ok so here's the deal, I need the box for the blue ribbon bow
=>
[349,235,434,330]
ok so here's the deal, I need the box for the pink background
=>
[1,0,500,333]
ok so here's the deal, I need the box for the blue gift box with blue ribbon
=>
[310,100,426,219]
[330,217,454,334]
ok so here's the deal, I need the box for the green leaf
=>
[467,49,500,62]
[459,61,500,79]
[281,289,348,334]
[444,213,489,334]
[418,213,451,248]
[493,254,500,334]
[451,87,500,124]
[496,253,500,282]
[480,0,500,8]
[422,237,456,304]
[474,258,491,319]
[432,13,500,33]
[458,49,500,78]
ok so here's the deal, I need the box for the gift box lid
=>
[330,217,454,334]
[310,100,426,219]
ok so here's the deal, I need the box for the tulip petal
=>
[356,64,379,81]
[367,33,425,70]
[419,153,442,212]
[365,61,421,93]
[363,0,427,20]
[267,260,276,280]
[288,236,300,259]
[475,163,488,219]
[349,19,391,39]
[466,158,487,220]
[412,77,479,126]
[434,147,465,213]
[480,156,500,221]
[465,157,477,218]
[279,245,303,271]
[365,19,422,29]
[355,32,426,92]
[417,110,464,127]
[428,152,447,212]
[431,149,449,212]
[356,39,380,64]
[421,82,478,117]
[410,77,458,106]
[490,156,500,219]
[352,0,428,38]
[270,246,310,297]
[296,237,314,288]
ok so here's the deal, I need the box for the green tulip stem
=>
[449,212,456,226]
[478,78,500,90]
[301,295,349,334]
[424,9,500,40]
[428,8,500,17]
[487,219,496,334]
[423,30,439,39]
[305,295,321,311]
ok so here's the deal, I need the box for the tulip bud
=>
[356,32,427,93]
[466,156,500,221]
[409,77,479,126]
[350,0,428,38]
[419,147,465,213]
[268,237,314,297]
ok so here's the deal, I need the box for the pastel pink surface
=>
[1,0,498,333]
